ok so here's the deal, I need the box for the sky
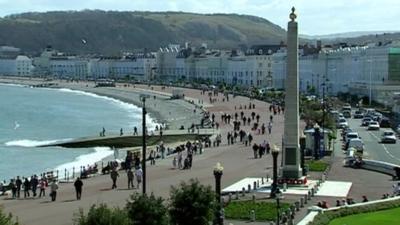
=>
[0,0,399,35]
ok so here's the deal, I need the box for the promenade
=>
[0,79,396,225]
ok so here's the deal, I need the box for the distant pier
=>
[40,129,215,148]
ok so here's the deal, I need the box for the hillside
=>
[0,10,287,55]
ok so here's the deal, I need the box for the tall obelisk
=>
[282,7,302,179]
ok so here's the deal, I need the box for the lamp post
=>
[313,123,320,160]
[270,144,280,198]
[275,188,282,225]
[140,94,150,194]
[213,162,224,225]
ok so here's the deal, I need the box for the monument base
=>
[278,176,308,186]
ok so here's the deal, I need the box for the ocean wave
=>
[4,139,72,147]
[56,88,159,129]
[0,83,28,88]
[54,147,113,178]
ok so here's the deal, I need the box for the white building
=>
[0,55,32,76]
[89,56,156,80]
[50,56,88,79]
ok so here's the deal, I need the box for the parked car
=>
[345,132,360,143]
[361,117,372,126]
[381,131,397,144]
[368,121,380,130]
[337,118,348,129]
[345,138,365,153]
[342,110,351,118]
[353,110,364,119]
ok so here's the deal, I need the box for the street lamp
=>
[275,188,282,225]
[213,162,224,225]
[313,123,320,160]
[140,94,150,194]
[270,144,280,198]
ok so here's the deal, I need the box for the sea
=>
[0,83,155,181]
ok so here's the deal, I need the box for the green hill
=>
[0,10,286,55]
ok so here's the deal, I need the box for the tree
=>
[169,179,215,225]
[126,193,168,225]
[73,204,130,225]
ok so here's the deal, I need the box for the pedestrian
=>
[50,180,58,201]
[135,167,143,189]
[110,168,119,189]
[120,128,123,136]
[31,175,38,197]
[127,169,134,189]
[38,178,46,198]
[15,176,22,198]
[252,143,258,159]
[172,157,177,169]
[133,126,138,135]
[270,115,273,123]
[23,177,30,198]
[268,122,272,134]
[10,179,16,199]
[74,177,83,200]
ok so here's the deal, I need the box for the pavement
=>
[0,80,397,225]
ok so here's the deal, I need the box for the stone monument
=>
[281,7,303,181]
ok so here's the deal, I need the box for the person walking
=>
[127,169,134,189]
[50,180,58,201]
[38,178,46,198]
[268,122,272,134]
[23,178,30,198]
[15,176,22,198]
[31,175,38,197]
[10,179,16,199]
[135,167,143,189]
[74,177,83,200]
[110,168,119,189]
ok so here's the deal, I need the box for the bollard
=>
[283,183,287,192]
[72,167,75,179]
[304,194,308,204]
[252,194,256,202]
[64,168,67,181]
[311,188,315,197]
[250,210,255,222]
[229,193,232,202]
[242,187,246,197]
[248,184,251,193]
[236,191,239,200]
[295,201,300,211]
[308,191,312,200]
[266,174,269,182]
[253,181,257,190]
[257,180,260,188]
[300,197,304,208]
[262,177,264,184]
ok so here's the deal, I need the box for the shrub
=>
[169,179,215,225]
[224,200,290,221]
[126,193,168,225]
[73,204,130,225]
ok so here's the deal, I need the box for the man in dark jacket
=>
[74,177,83,200]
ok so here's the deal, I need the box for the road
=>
[347,116,400,165]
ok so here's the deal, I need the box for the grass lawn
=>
[329,207,400,225]
[306,160,329,172]
[224,200,290,221]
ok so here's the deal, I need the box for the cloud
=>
[0,0,398,35]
